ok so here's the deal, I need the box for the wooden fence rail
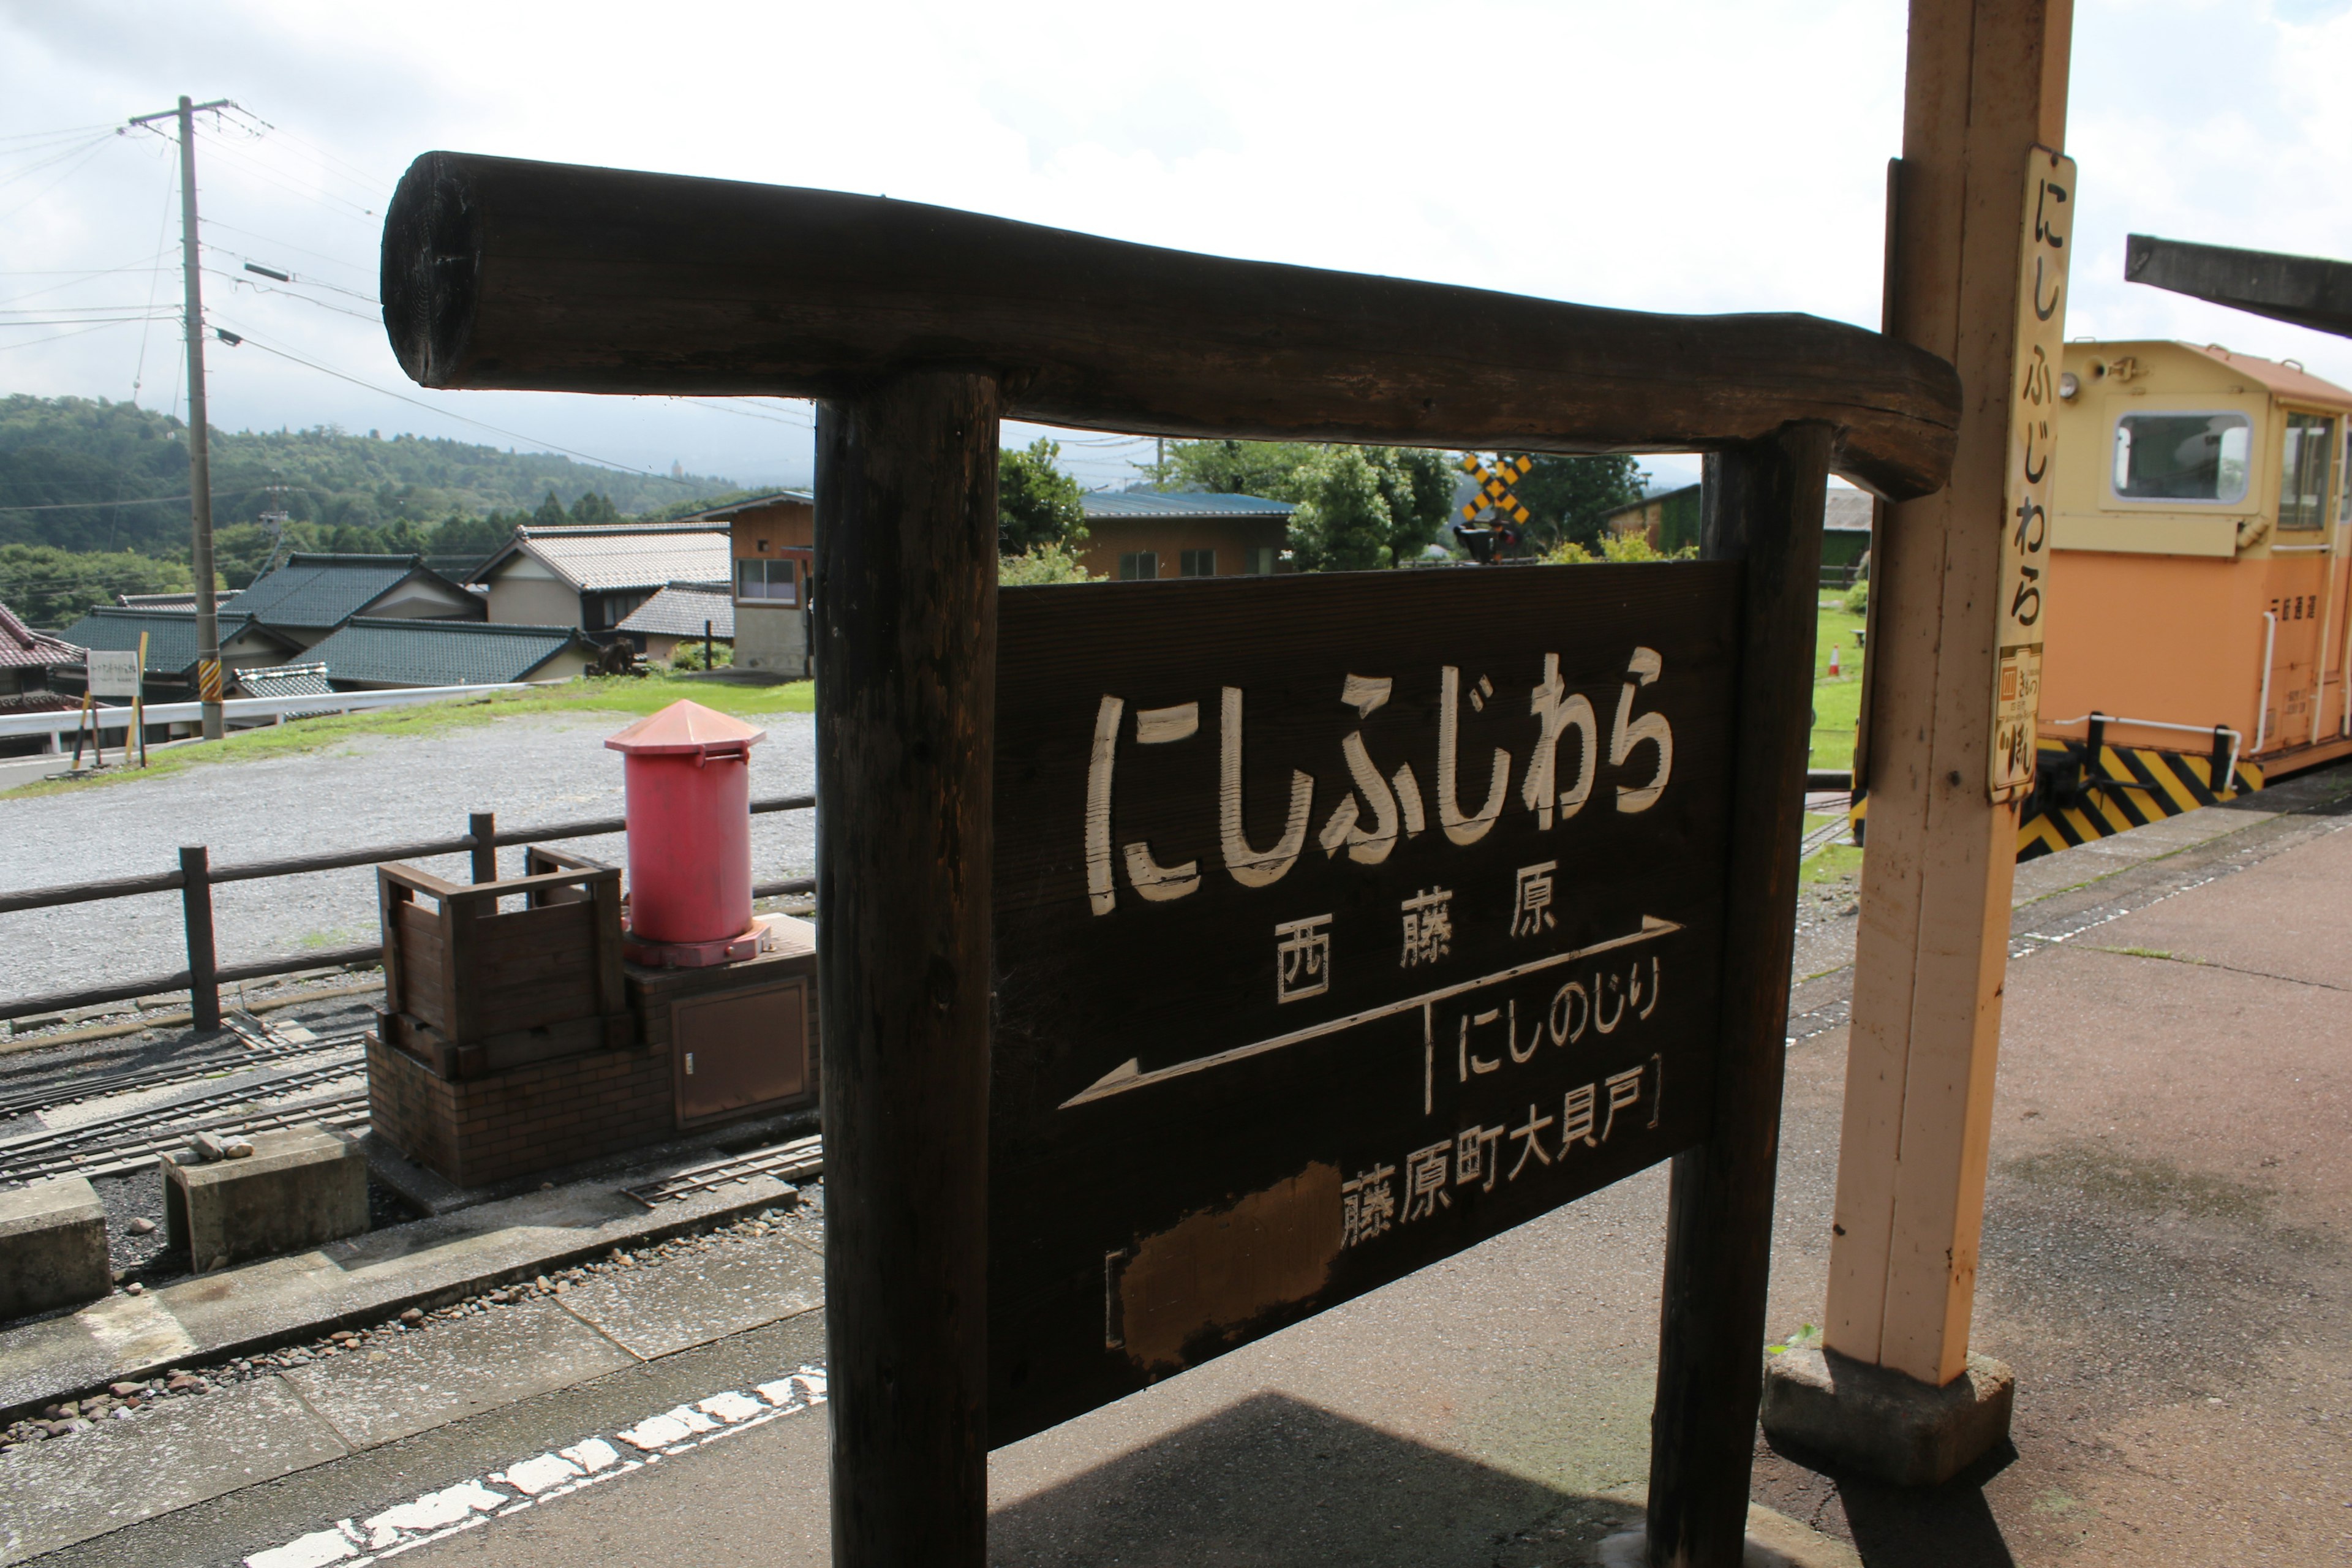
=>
[0,796,814,1028]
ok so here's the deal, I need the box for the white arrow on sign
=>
[1059,914,1683,1110]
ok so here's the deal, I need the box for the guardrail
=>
[0,683,533,747]
[0,795,815,1030]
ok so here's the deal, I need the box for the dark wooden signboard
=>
[989,562,1742,1446]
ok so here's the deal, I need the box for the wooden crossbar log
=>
[381,151,1959,502]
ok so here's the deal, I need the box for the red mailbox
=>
[605,700,766,963]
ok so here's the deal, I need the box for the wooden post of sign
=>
[1820,0,2071,1407]
[814,369,1000,1568]
[1645,424,1832,1566]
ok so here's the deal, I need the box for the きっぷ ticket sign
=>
[987,564,1741,1446]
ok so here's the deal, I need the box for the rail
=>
[0,794,815,1028]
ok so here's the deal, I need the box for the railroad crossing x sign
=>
[1461,453,1534,526]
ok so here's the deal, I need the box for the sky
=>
[6,0,2352,504]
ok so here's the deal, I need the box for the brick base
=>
[366,1031,677,1191]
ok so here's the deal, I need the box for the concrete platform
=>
[0,1175,109,1320]
[0,1150,803,1427]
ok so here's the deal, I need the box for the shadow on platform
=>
[992,1390,1633,1566]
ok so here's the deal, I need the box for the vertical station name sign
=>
[1991,146,2076,802]
[988,565,1740,1444]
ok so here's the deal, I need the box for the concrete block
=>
[165,1125,370,1273]
[0,1175,111,1319]
[1760,1344,2014,1488]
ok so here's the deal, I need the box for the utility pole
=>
[130,96,232,740]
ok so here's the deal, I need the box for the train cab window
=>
[2280,413,2335,530]
[2111,412,2251,503]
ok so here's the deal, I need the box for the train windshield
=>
[2279,412,2335,530]
[2112,412,2251,503]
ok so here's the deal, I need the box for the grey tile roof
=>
[56,607,274,674]
[486,525,732,593]
[616,584,735,639]
[230,553,466,631]
[234,662,335,699]
[1823,488,1874,531]
[1080,491,1296,520]
[307,617,592,688]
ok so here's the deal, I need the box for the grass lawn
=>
[1,676,814,801]
[1811,596,1867,773]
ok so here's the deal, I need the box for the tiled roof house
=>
[616,582,733,661]
[472,524,731,635]
[228,554,484,650]
[53,606,300,698]
[1074,492,1297,581]
[0,599,83,720]
[304,619,600,690]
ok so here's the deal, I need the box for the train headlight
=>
[2057,371,2080,401]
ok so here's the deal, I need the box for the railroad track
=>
[0,1026,361,1121]
[0,1054,369,1187]
[624,1135,824,1207]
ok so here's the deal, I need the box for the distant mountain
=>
[0,395,741,558]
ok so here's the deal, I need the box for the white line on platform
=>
[240,1365,827,1568]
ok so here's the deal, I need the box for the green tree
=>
[998,439,1087,556]
[1287,448,1395,571]
[1161,440,1453,570]
[0,545,197,627]
[1366,447,1455,564]
[998,540,1098,585]
[532,490,570,527]
[1164,439,1326,499]
[569,491,620,524]
[1507,454,1649,551]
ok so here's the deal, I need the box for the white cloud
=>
[2,0,2350,497]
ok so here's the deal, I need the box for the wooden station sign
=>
[988,562,1741,1444]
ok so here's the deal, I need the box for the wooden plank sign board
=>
[86,650,142,700]
[989,562,1741,1445]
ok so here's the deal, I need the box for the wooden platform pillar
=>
[1826,0,2073,1386]
[813,369,1000,1568]
[1646,425,1832,1566]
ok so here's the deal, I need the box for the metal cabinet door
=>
[672,977,808,1126]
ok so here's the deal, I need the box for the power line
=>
[212,322,699,484]
[0,319,157,353]
[0,134,118,225]
[198,219,374,279]
[0,494,192,511]
[205,266,380,323]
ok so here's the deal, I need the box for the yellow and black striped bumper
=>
[1847,738,2264,862]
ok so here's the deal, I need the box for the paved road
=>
[0,710,814,1001]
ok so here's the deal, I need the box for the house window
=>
[1245,546,1276,575]
[1178,548,1216,577]
[737,557,798,604]
[591,590,650,630]
[1118,551,1159,581]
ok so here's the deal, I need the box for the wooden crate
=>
[376,851,631,1080]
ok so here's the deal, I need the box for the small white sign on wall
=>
[86,650,142,699]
